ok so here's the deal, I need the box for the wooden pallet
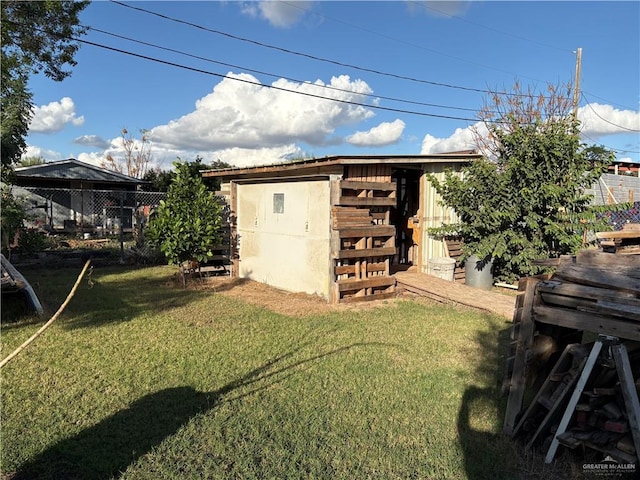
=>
[331,169,397,303]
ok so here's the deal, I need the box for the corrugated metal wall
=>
[419,163,464,273]
[587,173,640,205]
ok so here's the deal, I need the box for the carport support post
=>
[119,191,125,263]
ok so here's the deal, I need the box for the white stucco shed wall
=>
[236,179,332,298]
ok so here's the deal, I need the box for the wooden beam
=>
[329,176,342,305]
[596,230,640,240]
[335,262,387,275]
[534,305,640,341]
[337,247,396,259]
[338,197,397,207]
[553,265,640,295]
[538,281,638,304]
[338,226,395,238]
[337,276,396,292]
[230,181,239,278]
[504,277,542,435]
[340,180,396,191]
[575,250,640,268]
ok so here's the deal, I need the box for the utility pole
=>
[573,47,582,120]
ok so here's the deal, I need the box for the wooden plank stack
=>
[596,223,640,255]
[331,169,397,303]
[535,251,640,340]
[503,249,640,464]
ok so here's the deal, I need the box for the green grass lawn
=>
[1,265,580,479]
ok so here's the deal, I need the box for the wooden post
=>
[230,181,239,278]
[504,277,542,435]
[329,176,342,304]
[572,47,582,120]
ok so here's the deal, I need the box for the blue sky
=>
[24,0,640,170]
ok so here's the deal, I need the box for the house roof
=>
[202,153,481,180]
[15,159,146,185]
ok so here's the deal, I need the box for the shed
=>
[12,159,147,234]
[203,153,481,303]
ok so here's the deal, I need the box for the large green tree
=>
[429,82,614,282]
[146,161,224,267]
[1,0,88,179]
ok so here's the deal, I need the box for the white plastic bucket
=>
[427,257,456,282]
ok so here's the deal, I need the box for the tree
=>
[141,167,175,192]
[1,1,88,179]
[19,155,46,167]
[140,157,231,192]
[146,161,224,268]
[1,56,30,182]
[101,128,152,179]
[428,82,614,283]
[1,186,27,260]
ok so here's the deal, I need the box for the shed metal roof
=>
[15,159,145,185]
[202,153,481,180]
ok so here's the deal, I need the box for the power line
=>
[88,26,486,115]
[581,93,640,129]
[581,90,637,112]
[282,0,558,85]
[108,0,529,97]
[75,35,483,123]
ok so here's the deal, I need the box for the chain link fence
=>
[12,186,166,237]
[598,201,640,231]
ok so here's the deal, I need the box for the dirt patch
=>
[185,275,401,317]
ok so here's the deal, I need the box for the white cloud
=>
[73,135,110,149]
[421,122,487,154]
[21,145,63,161]
[578,103,640,137]
[149,73,375,165]
[77,152,108,168]
[208,144,306,168]
[347,119,405,147]
[420,104,640,160]
[29,97,84,133]
[241,1,312,27]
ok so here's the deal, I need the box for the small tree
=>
[146,161,223,271]
[428,82,614,283]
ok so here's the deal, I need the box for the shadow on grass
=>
[2,265,209,330]
[13,341,389,480]
[456,316,519,479]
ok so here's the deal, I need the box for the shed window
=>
[273,193,285,214]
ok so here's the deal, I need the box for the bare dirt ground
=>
[187,276,402,317]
